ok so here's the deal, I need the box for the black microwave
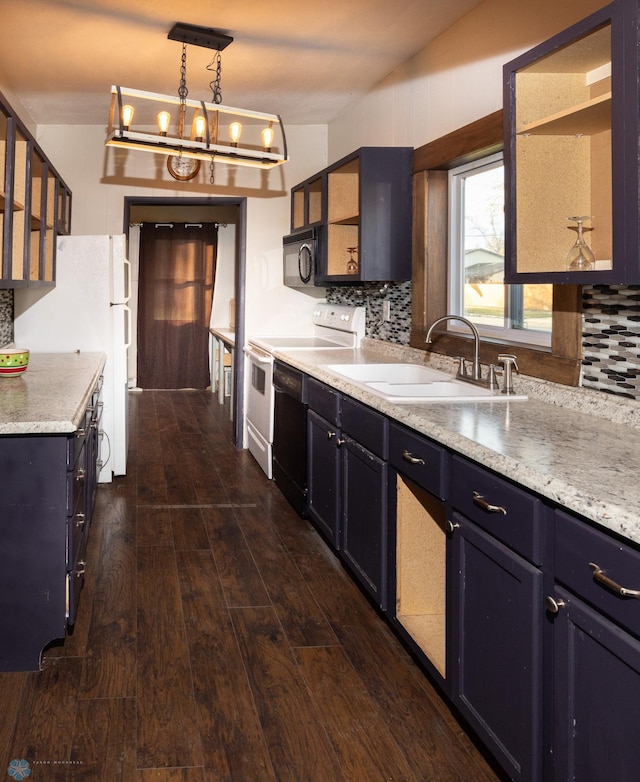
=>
[283,228,317,288]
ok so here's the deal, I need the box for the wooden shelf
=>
[517,92,611,136]
[29,213,54,231]
[0,192,25,213]
[329,214,359,226]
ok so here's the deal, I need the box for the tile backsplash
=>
[327,281,412,344]
[329,281,640,402]
[0,289,13,346]
[582,285,640,400]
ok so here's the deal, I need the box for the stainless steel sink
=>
[320,363,527,403]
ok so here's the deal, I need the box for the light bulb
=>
[157,111,171,136]
[229,121,242,146]
[122,104,135,130]
[194,115,206,141]
[261,125,275,151]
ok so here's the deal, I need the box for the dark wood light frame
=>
[410,110,582,386]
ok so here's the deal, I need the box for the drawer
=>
[308,378,340,425]
[66,439,87,516]
[67,492,87,572]
[451,456,543,565]
[555,510,640,638]
[341,396,387,458]
[67,416,90,468]
[389,422,448,500]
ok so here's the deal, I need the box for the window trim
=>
[410,110,582,386]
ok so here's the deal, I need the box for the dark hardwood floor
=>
[0,390,503,781]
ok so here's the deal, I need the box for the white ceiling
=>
[0,0,483,127]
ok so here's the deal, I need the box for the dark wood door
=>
[552,586,640,782]
[306,409,341,548]
[341,437,388,609]
[450,514,544,782]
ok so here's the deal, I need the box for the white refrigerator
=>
[13,234,131,482]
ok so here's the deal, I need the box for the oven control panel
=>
[312,303,366,336]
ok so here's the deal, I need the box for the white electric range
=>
[244,303,366,478]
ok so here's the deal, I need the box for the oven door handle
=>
[243,346,274,364]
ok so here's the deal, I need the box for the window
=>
[410,109,582,386]
[448,153,552,347]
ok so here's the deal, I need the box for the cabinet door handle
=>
[546,596,565,615]
[336,438,346,447]
[472,491,507,515]
[589,562,640,599]
[446,520,459,534]
[327,430,336,440]
[402,449,425,465]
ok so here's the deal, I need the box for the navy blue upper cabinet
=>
[504,0,639,284]
[290,147,413,285]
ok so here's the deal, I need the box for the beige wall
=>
[33,123,329,337]
[328,0,607,160]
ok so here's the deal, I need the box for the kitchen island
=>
[0,351,105,670]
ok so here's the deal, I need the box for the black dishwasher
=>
[272,361,308,516]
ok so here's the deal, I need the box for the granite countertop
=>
[0,351,106,434]
[273,339,640,546]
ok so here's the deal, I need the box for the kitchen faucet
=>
[426,315,482,381]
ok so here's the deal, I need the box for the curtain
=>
[137,223,217,389]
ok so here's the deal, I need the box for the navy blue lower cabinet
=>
[306,408,342,548]
[0,436,69,671]
[550,586,640,782]
[0,379,102,671]
[306,380,389,611]
[450,513,544,782]
[341,435,388,609]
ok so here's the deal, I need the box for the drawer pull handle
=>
[472,491,507,515]
[546,596,565,615]
[589,562,640,599]
[75,512,86,529]
[446,520,460,534]
[402,450,425,466]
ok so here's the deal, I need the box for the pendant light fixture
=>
[106,22,288,181]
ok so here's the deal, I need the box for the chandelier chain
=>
[178,43,188,143]
[207,51,223,104]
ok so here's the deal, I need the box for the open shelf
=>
[395,476,447,678]
[517,92,611,136]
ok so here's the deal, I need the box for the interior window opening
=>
[448,153,552,348]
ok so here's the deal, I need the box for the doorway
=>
[124,197,247,445]
[137,222,217,389]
